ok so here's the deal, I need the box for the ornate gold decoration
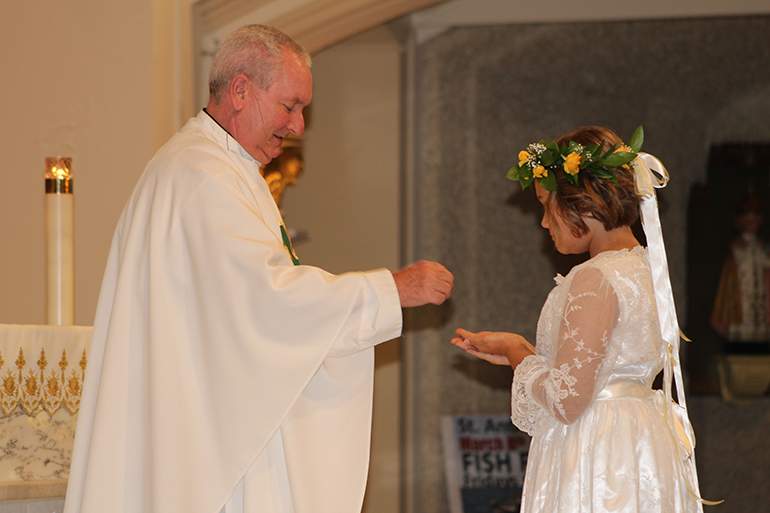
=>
[260,136,304,208]
[0,347,87,415]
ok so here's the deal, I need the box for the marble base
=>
[0,406,77,500]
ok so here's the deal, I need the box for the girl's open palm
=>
[451,328,535,368]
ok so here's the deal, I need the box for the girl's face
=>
[535,182,590,255]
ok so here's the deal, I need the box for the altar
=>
[0,324,90,512]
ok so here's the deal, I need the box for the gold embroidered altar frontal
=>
[0,325,91,416]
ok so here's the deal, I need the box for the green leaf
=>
[613,150,635,159]
[540,172,556,191]
[591,168,616,180]
[628,125,644,153]
[599,144,618,159]
[583,144,599,158]
[520,175,534,189]
[583,162,602,173]
[506,165,521,181]
[603,153,631,167]
[541,151,554,167]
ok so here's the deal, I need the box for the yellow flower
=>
[518,151,531,167]
[533,166,547,178]
[563,152,581,175]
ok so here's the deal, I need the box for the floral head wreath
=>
[506,126,644,191]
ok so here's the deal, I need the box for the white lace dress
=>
[512,247,699,513]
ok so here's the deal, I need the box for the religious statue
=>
[711,192,770,404]
[711,193,770,346]
[260,137,304,209]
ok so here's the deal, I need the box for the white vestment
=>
[64,111,402,513]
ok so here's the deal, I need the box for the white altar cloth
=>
[0,324,91,502]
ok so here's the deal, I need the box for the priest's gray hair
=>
[208,25,311,104]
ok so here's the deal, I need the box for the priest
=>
[64,24,454,513]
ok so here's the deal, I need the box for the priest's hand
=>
[392,260,454,307]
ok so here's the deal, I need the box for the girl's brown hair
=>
[546,126,641,237]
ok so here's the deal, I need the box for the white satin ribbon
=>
[632,153,720,507]
[633,153,682,407]
[595,379,696,460]
[595,379,656,400]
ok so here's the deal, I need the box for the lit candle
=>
[45,157,74,325]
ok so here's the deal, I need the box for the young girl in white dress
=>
[452,126,714,513]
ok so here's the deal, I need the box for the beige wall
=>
[0,0,409,328]
[1,3,404,510]
[0,1,157,325]
[282,29,400,275]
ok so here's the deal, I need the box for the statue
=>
[260,138,304,209]
[711,192,770,404]
[711,194,770,344]
[259,137,308,244]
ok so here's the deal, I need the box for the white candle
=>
[45,157,74,326]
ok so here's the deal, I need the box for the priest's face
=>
[239,52,312,164]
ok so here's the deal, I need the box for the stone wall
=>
[404,15,770,513]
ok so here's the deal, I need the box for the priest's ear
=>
[229,74,251,111]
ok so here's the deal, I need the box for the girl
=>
[452,126,711,513]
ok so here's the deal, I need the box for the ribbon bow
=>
[634,152,670,198]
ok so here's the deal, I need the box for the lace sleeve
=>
[513,267,620,431]
[511,354,556,436]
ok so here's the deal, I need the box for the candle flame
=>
[45,157,73,180]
